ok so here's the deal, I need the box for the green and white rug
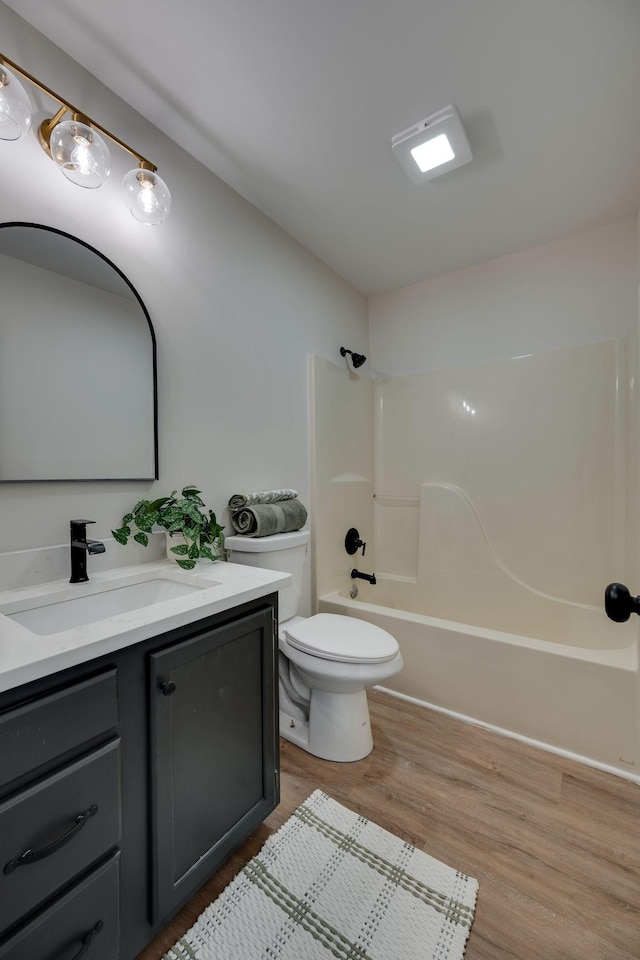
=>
[164,790,478,960]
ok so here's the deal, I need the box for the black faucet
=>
[70,520,106,583]
[351,568,376,585]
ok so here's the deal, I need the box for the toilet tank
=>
[225,530,310,622]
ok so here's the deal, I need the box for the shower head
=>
[340,346,367,369]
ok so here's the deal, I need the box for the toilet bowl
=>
[225,531,403,762]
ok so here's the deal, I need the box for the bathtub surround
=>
[373,338,628,616]
[164,789,478,960]
[309,355,374,608]
[313,340,640,775]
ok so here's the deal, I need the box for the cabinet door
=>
[149,607,278,921]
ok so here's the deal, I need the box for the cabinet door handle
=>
[161,680,177,696]
[3,804,98,875]
[70,920,104,960]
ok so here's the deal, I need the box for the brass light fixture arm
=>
[0,51,157,171]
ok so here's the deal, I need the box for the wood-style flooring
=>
[135,689,640,960]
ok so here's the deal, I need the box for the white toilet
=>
[225,530,403,762]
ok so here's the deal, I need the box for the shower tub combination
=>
[311,341,640,777]
[318,481,639,777]
[319,580,638,776]
[319,584,638,775]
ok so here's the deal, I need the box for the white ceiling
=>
[5,0,640,295]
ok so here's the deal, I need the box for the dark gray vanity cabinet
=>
[0,594,279,960]
[149,607,277,920]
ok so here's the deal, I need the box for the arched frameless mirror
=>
[0,222,158,482]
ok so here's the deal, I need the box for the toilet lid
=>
[284,613,399,664]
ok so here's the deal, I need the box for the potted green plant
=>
[112,485,225,570]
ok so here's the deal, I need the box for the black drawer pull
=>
[70,920,104,960]
[3,804,98,875]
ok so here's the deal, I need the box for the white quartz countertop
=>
[0,559,290,693]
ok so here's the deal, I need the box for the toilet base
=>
[279,688,374,762]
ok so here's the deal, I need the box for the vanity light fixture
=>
[0,52,171,224]
[391,104,472,184]
[0,63,32,140]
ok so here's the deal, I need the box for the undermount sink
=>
[1,574,217,636]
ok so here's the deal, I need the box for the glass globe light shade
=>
[48,119,111,188]
[122,167,171,225]
[0,65,32,141]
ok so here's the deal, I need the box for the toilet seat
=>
[284,613,399,664]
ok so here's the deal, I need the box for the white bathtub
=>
[319,588,639,778]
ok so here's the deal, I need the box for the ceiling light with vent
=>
[391,105,472,184]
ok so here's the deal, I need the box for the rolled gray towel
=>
[228,489,298,510]
[230,499,308,537]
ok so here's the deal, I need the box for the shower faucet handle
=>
[345,527,366,556]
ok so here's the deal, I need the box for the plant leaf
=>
[112,527,129,545]
[135,516,155,533]
[188,542,200,560]
[176,558,196,570]
[176,501,203,524]
[133,532,149,546]
[148,496,170,510]
[169,543,189,555]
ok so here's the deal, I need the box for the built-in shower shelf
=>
[330,473,372,483]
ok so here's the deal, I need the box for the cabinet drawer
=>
[0,739,121,936]
[0,852,119,960]
[0,670,118,790]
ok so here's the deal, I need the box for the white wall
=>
[369,218,638,376]
[0,5,368,611]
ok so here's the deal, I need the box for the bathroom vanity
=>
[0,560,288,960]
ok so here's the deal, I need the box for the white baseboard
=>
[374,685,640,785]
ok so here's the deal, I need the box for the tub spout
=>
[351,568,376,585]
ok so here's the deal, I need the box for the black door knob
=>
[604,583,640,622]
[161,680,177,696]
